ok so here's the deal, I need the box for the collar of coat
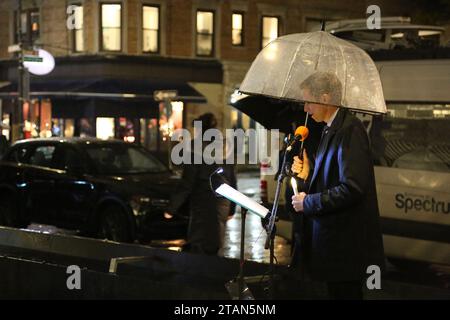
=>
[309,107,349,189]
[327,107,348,135]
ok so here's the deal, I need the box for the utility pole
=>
[13,0,28,142]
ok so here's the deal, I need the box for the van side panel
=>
[378,60,450,102]
[376,166,450,264]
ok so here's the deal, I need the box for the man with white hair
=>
[291,72,385,299]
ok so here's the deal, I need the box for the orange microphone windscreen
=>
[295,126,309,141]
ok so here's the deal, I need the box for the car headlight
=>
[130,196,169,216]
[130,196,151,216]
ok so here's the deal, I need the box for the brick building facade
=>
[0,0,410,148]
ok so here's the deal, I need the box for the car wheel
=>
[97,205,132,243]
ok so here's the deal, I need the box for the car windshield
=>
[84,143,167,174]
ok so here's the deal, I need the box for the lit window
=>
[159,101,183,139]
[96,118,115,140]
[196,11,214,56]
[142,5,159,53]
[73,5,84,52]
[262,16,279,48]
[232,13,244,46]
[64,119,75,137]
[101,4,121,51]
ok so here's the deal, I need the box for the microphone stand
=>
[263,137,291,299]
[211,168,254,300]
[224,207,254,300]
[263,114,309,299]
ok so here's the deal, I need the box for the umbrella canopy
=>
[239,31,387,115]
[231,93,324,134]
[231,93,325,157]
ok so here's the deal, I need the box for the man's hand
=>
[291,149,310,180]
[292,192,307,212]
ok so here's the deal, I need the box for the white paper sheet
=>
[215,183,270,218]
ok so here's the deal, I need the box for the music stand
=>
[211,176,270,300]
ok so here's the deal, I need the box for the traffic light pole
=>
[15,60,25,142]
[13,0,27,142]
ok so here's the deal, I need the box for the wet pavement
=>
[218,171,291,266]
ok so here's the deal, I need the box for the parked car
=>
[0,138,188,243]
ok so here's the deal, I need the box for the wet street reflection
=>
[220,209,291,265]
[218,171,291,265]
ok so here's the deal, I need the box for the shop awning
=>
[0,78,207,103]
[0,78,206,118]
[49,97,160,118]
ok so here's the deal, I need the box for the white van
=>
[325,17,446,50]
[260,58,450,265]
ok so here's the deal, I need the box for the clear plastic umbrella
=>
[239,31,386,115]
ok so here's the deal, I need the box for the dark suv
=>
[0,138,187,242]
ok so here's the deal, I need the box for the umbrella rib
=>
[333,35,348,108]
[280,32,316,97]
[314,31,324,71]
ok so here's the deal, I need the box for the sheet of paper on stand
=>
[215,183,269,218]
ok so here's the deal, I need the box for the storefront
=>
[0,55,222,156]
[0,91,200,154]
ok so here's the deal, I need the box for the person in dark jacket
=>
[0,133,8,158]
[164,113,236,255]
[291,72,385,299]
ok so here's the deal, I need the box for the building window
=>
[73,5,84,52]
[14,9,40,46]
[262,16,279,48]
[96,117,115,140]
[100,3,122,51]
[142,5,159,53]
[232,12,244,46]
[196,10,214,57]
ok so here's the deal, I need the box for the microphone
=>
[267,125,310,250]
[209,167,225,193]
[284,126,309,177]
[286,126,309,151]
[295,125,309,141]
[211,167,224,176]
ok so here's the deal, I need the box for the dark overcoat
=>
[297,108,385,282]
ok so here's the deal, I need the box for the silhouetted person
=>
[164,113,236,255]
[0,134,8,157]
